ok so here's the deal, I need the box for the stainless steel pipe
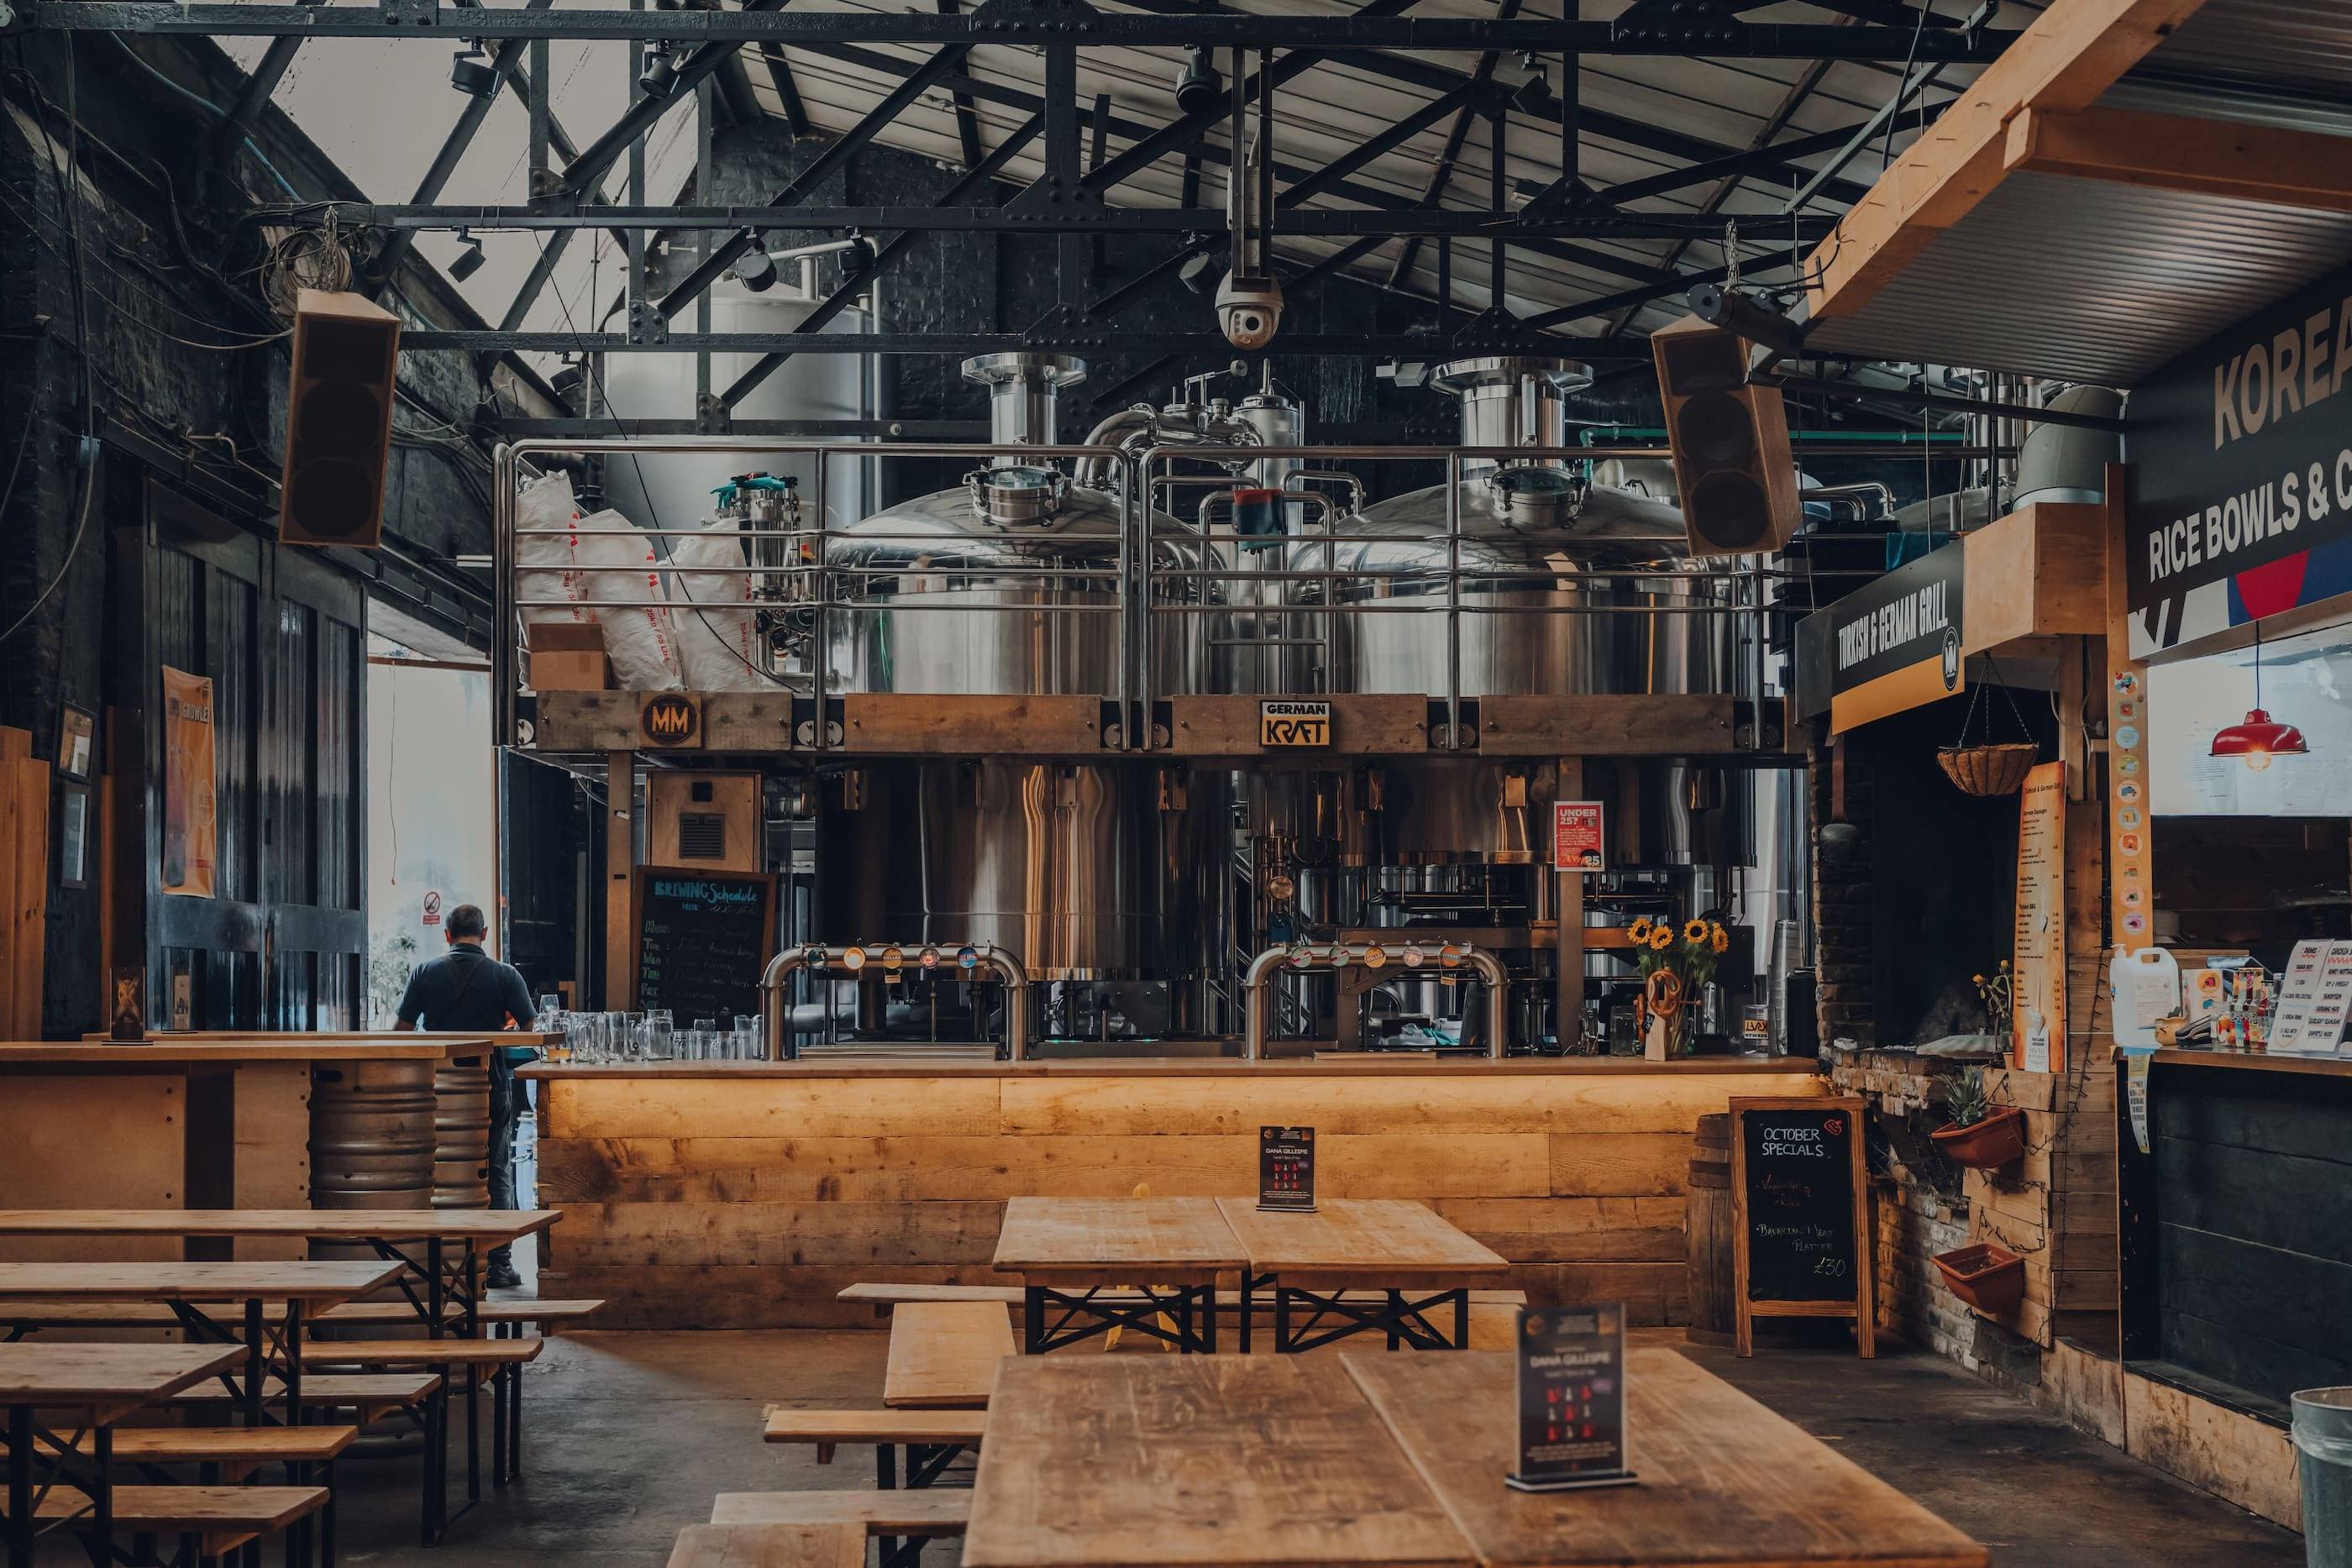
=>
[1241,943,1508,1061]
[760,943,1031,1061]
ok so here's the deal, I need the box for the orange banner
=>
[162,665,217,898]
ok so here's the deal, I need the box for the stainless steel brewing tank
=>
[832,759,1230,981]
[1331,476,1727,699]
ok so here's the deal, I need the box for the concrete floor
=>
[277,1325,2305,1568]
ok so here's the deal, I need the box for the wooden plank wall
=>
[0,727,51,1038]
[533,1071,1824,1329]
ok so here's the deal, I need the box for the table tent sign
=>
[1509,1303,1635,1492]
[1258,1125,1315,1211]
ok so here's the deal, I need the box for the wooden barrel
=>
[433,1051,493,1209]
[1685,1113,1738,1347]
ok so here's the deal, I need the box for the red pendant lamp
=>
[2209,621,2307,772]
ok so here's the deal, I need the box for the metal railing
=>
[493,438,1778,752]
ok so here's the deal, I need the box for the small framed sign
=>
[56,702,97,782]
[1257,1125,1315,1211]
[108,966,146,1042]
[1259,700,1331,747]
[1508,1303,1635,1492]
[1551,800,1604,872]
[55,781,92,889]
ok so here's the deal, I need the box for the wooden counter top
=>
[520,1054,1823,1081]
[5,1038,487,1064]
[2150,1047,2352,1081]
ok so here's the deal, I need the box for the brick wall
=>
[1829,1049,1978,1360]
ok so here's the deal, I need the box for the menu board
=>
[2273,940,2352,1055]
[1508,1303,1635,1492]
[633,867,778,1024]
[2012,763,2066,1073]
[1258,1125,1315,1211]
[1729,1097,1873,1357]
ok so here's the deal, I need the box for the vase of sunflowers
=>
[1625,915,1732,1058]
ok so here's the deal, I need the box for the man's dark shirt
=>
[396,944,536,1078]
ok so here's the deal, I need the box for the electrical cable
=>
[101,31,302,200]
[1,34,99,648]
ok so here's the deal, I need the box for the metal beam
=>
[1277,81,1483,208]
[654,44,971,319]
[716,112,1043,411]
[1387,0,1518,291]
[32,4,2019,55]
[937,0,982,168]
[756,43,812,137]
[554,0,791,202]
[256,201,1839,240]
[402,329,1654,357]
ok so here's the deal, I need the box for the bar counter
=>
[2,1036,507,1265]
[522,1054,1824,1329]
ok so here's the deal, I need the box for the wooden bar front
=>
[522,1057,1824,1329]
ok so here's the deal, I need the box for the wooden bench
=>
[670,1522,866,1568]
[171,1371,441,1419]
[40,1424,359,1481]
[764,1407,989,1489]
[883,1303,1012,1410]
[34,1483,329,1558]
[714,1490,974,1568]
[839,1282,1528,1315]
[298,1336,544,1369]
[313,1297,605,1330]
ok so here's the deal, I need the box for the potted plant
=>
[1932,1241,2025,1314]
[1626,915,1730,1057]
[1929,1065,2027,1169]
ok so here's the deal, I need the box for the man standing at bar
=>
[394,903,538,1290]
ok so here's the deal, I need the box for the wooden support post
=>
[606,752,635,1010]
[1555,758,1584,1049]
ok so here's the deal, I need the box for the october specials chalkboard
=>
[633,868,777,1024]
[1729,1096,1873,1357]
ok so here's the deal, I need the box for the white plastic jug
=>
[2110,946,2180,1050]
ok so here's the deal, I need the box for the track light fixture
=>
[449,42,497,97]
[639,41,680,98]
[449,227,486,282]
[1509,52,1549,114]
[1179,249,1221,297]
[734,232,777,293]
[1173,45,1223,116]
[840,233,878,281]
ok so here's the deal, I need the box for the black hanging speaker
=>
[279,288,401,548]
[1650,314,1799,555]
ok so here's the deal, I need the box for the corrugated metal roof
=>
[743,0,2005,333]
[1803,170,2352,386]
[2140,0,2352,97]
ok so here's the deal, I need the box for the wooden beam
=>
[2005,103,2352,215]
[605,753,635,1011]
[1803,0,2208,326]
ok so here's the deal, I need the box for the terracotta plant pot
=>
[1934,1242,2025,1315]
[1930,1104,2027,1169]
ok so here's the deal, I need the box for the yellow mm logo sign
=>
[1260,700,1331,747]
[640,693,701,747]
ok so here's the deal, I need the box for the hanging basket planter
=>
[1938,655,2040,796]
[1930,1104,2028,1169]
[1936,742,2040,797]
[1934,1242,2026,1315]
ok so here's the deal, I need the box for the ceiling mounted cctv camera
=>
[1215,271,1283,351]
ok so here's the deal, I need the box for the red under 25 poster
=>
[161,665,218,899]
[1552,801,1604,872]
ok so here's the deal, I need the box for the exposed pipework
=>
[761,943,1032,1061]
[1241,943,1508,1060]
[963,351,1086,447]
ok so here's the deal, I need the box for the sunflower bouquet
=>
[1624,915,1733,1053]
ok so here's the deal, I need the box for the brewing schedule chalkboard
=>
[1728,1096,1872,1358]
[633,867,778,1024]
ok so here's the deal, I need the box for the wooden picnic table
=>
[1215,1198,1510,1352]
[963,1355,1471,1568]
[961,1349,1989,1568]
[0,1261,402,1426]
[991,1198,1246,1355]
[0,1209,561,1339]
[1,1341,249,1568]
